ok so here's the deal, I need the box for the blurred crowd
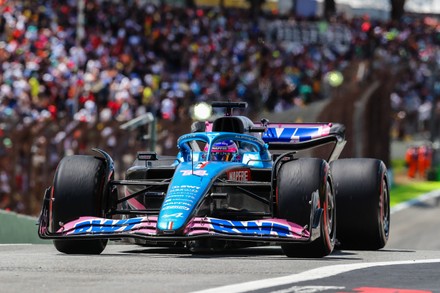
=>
[388,17,440,140]
[0,0,439,214]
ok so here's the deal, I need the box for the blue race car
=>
[38,101,390,257]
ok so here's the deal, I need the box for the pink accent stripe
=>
[125,188,146,210]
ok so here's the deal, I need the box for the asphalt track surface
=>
[1,192,440,293]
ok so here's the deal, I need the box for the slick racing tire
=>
[52,155,108,254]
[330,158,390,250]
[277,158,336,258]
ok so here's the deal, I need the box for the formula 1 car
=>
[38,101,390,257]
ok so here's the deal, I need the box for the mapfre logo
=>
[227,169,251,182]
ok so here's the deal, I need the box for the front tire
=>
[276,158,336,258]
[52,155,109,254]
[331,158,390,250]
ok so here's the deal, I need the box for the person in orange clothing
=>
[405,146,418,178]
[417,144,432,179]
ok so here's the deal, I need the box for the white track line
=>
[390,189,440,214]
[0,243,32,246]
[192,259,440,293]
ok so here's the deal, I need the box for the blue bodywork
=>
[157,132,272,233]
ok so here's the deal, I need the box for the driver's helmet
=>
[210,140,238,161]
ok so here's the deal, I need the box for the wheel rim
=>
[326,181,335,237]
[379,180,390,239]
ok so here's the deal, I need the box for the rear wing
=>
[192,117,346,162]
[261,123,346,162]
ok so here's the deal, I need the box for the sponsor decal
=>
[196,162,209,169]
[161,184,201,215]
[72,218,142,234]
[209,218,292,237]
[263,125,331,142]
[227,169,251,182]
[180,170,208,176]
[162,205,190,211]
[162,213,184,219]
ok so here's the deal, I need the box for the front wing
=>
[38,214,313,243]
[38,216,311,242]
[38,176,321,244]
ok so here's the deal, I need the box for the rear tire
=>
[52,155,108,254]
[277,158,336,258]
[330,158,390,250]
